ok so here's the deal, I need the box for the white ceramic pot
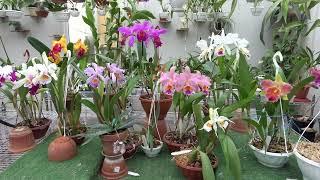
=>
[249,144,293,168]
[0,10,7,17]
[6,10,24,21]
[250,6,264,16]
[53,11,70,22]
[141,141,163,158]
[70,10,80,17]
[159,12,170,21]
[295,151,320,180]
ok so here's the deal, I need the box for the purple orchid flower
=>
[132,21,152,43]
[106,63,125,85]
[29,84,40,95]
[150,27,167,48]
[118,26,135,47]
[84,63,105,88]
[0,76,5,87]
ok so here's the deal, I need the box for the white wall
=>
[0,8,68,65]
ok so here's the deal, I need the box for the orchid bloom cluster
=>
[48,35,88,64]
[118,21,167,48]
[260,74,293,103]
[196,30,250,62]
[310,67,320,88]
[84,63,125,89]
[200,108,231,136]
[0,65,18,87]
[12,53,58,95]
[159,66,211,96]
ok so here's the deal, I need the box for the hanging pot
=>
[48,136,77,161]
[229,109,248,133]
[100,130,128,179]
[52,11,70,22]
[295,86,310,100]
[8,126,36,153]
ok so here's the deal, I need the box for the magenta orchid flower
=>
[150,27,167,48]
[310,67,320,88]
[118,26,135,47]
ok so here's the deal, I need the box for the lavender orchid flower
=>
[84,63,105,88]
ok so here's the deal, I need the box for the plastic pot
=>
[141,140,163,158]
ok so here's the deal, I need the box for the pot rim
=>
[141,140,163,150]
[294,150,320,167]
[249,143,293,157]
[30,118,52,130]
[139,94,173,103]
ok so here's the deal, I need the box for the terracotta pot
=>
[30,118,52,139]
[229,110,248,133]
[101,153,128,180]
[163,131,193,153]
[139,94,172,120]
[52,0,67,4]
[48,136,77,161]
[8,126,36,153]
[123,135,142,160]
[100,130,129,156]
[295,86,310,99]
[35,9,49,17]
[175,155,219,180]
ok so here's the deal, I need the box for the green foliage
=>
[199,151,216,180]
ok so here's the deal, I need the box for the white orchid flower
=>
[200,108,231,136]
[196,39,213,61]
[13,65,38,89]
[234,38,250,59]
[31,53,57,86]
[0,65,14,77]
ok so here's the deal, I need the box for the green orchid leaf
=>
[81,99,98,113]
[305,19,320,36]
[27,36,50,55]
[199,151,215,180]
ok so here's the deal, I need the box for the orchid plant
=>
[27,35,89,135]
[81,62,139,138]
[0,58,55,127]
[159,66,211,140]
[246,52,315,153]
[118,21,167,95]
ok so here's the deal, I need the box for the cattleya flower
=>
[159,66,211,96]
[84,63,126,89]
[74,39,88,58]
[200,108,231,135]
[196,30,250,61]
[33,53,58,85]
[0,65,18,87]
[118,21,166,48]
[310,67,320,88]
[260,74,293,103]
[48,35,67,64]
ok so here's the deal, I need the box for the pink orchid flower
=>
[310,67,320,88]
[261,74,292,103]
[84,63,105,88]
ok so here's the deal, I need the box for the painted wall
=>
[0,8,68,65]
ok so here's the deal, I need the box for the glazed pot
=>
[295,150,320,180]
[249,143,292,168]
[100,130,128,179]
[100,130,129,156]
[175,155,218,180]
[141,140,163,158]
[163,131,193,153]
[52,11,70,22]
[48,136,77,161]
[8,126,36,153]
[30,118,52,139]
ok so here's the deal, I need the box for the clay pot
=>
[139,94,172,120]
[100,130,129,156]
[101,153,128,180]
[295,86,310,100]
[229,110,248,133]
[30,118,52,139]
[175,155,219,180]
[35,9,49,18]
[163,132,193,153]
[52,0,67,4]
[123,135,142,160]
[70,135,85,145]
[100,130,128,179]
[8,126,36,153]
[48,136,77,161]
